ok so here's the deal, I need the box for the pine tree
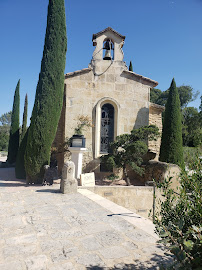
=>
[129,61,133,72]
[7,80,20,164]
[21,94,28,140]
[25,0,67,184]
[159,78,184,168]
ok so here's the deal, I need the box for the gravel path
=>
[0,166,172,269]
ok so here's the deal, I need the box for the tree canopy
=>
[0,111,11,151]
[151,85,199,109]
[25,0,67,184]
[21,94,28,141]
[7,80,20,164]
[159,78,184,168]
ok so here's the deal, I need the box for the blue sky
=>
[0,0,201,125]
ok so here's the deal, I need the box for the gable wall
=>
[63,63,151,172]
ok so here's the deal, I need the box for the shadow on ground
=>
[107,213,141,218]
[86,252,174,269]
[35,189,61,193]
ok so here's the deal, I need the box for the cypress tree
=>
[15,128,29,179]
[7,80,20,164]
[159,78,184,168]
[21,94,28,140]
[15,94,28,179]
[25,0,67,184]
[129,61,133,72]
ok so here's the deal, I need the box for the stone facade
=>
[54,27,164,177]
[149,103,164,160]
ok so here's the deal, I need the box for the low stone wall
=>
[79,185,163,219]
[128,160,181,191]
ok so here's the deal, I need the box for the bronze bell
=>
[103,40,111,50]
[103,50,112,60]
[103,40,112,60]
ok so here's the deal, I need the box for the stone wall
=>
[63,60,158,174]
[128,160,181,191]
[149,103,164,160]
[79,185,163,219]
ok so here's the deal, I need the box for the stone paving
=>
[0,167,172,270]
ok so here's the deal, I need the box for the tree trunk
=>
[123,166,131,186]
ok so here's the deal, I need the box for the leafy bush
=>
[101,125,159,185]
[183,146,202,169]
[154,155,202,269]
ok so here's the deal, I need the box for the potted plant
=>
[71,115,92,148]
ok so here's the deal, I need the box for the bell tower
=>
[90,27,127,74]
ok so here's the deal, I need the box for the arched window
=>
[100,103,114,153]
[94,97,119,159]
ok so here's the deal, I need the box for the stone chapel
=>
[54,27,164,178]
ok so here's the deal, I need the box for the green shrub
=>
[154,155,202,269]
[101,125,159,185]
[183,146,202,169]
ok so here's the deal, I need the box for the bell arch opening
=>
[103,39,114,60]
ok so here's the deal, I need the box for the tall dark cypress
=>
[159,78,184,168]
[21,94,28,140]
[25,0,67,184]
[15,128,29,179]
[129,61,133,72]
[7,80,20,164]
[15,94,28,179]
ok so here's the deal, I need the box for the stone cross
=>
[60,161,78,194]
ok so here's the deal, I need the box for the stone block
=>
[60,161,77,194]
[80,172,95,187]
[25,255,48,270]
[76,253,105,267]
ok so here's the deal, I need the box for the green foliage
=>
[15,128,29,179]
[151,85,199,109]
[101,125,159,185]
[0,111,11,151]
[25,0,67,184]
[183,146,202,169]
[159,78,184,168]
[74,115,93,135]
[151,86,201,148]
[21,94,28,141]
[150,88,162,104]
[7,80,20,164]
[0,112,11,126]
[107,174,119,181]
[182,107,202,147]
[129,61,133,72]
[154,156,202,269]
